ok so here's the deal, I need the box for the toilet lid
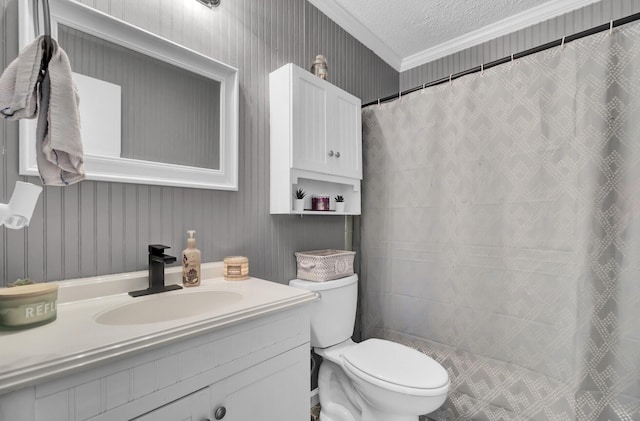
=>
[342,339,448,390]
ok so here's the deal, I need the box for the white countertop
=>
[0,262,315,395]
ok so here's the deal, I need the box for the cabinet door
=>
[291,70,331,174]
[209,345,308,421]
[132,388,209,421]
[330,88,362,179]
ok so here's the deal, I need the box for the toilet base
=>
[359,408,417,421]
[318,360,361,421]
[319,412,417,421]
[317,359,422,421]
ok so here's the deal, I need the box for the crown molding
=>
[399,0,601,72]
[307,0,402,71]
[308,0,601,73]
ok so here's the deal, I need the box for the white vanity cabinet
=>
[270,63,362,215]
[0,305,310,421]
[135,345,307,421]
[208,345,308,421]
[133,388,209,420]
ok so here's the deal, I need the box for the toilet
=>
[290,274,449,421]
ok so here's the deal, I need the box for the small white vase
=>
[293,199,305,212]
[335,202,345,213]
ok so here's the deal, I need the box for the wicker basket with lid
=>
[294,249,355,282]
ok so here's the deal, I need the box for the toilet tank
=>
[289,274,358,348]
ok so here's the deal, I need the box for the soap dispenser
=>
[182,230,201,287]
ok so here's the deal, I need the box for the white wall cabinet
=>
[270,63,362,215]
[330,88,362,178]
[288,66,362,179]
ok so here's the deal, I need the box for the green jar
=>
[0,283,58,330]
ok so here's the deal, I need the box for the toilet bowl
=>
[290,275,449,421]
[316,338,449,421]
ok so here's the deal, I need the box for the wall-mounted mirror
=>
[18,0,239,190]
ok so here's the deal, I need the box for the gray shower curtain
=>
[360,22,640,421]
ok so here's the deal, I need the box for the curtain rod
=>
[363,11,640,108]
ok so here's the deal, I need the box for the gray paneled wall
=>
[0,0,398,286]
[400,0,640,91]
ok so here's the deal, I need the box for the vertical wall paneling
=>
[3,0,638,286]
[95,183,109,275]
[400,0,640,90]
[0,0,397,286]
[62,185,79,279]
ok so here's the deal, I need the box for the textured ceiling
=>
[310,0,598,71]
[334,0,543,58]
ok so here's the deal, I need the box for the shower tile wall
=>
[0,0,398,286]
[400,0,640,91]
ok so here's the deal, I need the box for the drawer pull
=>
[215,406,227,419]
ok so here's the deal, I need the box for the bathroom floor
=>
[312,404,435,420]
[310,404,320,420]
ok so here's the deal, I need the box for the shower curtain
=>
[360,22,640,421]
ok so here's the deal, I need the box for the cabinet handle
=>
[335,152,341,158]
[214,406,227,419]
[328,150,334,157]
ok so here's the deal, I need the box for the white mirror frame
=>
[18,0,239,190]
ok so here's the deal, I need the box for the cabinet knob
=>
[214,406,227,419]
[335,152,341,158]
[328,150,334,157]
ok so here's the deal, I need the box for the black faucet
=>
[129,245,182,297]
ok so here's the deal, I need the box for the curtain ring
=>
[377,98,380,106]
[422,83,426,92]
[511,53,514,62]
[449,74,453,86]
[609,20,614,35]
[399,91,402,99]
[480,63,484,76]
[561,36,566,49]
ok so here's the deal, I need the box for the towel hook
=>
[41,0,51,37]
[34,0,54,75]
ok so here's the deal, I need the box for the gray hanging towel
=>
[0,36,85,186]
[0,36,42,119]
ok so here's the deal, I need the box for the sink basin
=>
[94,290,243,325]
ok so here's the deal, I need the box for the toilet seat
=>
[341,339,449,396]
